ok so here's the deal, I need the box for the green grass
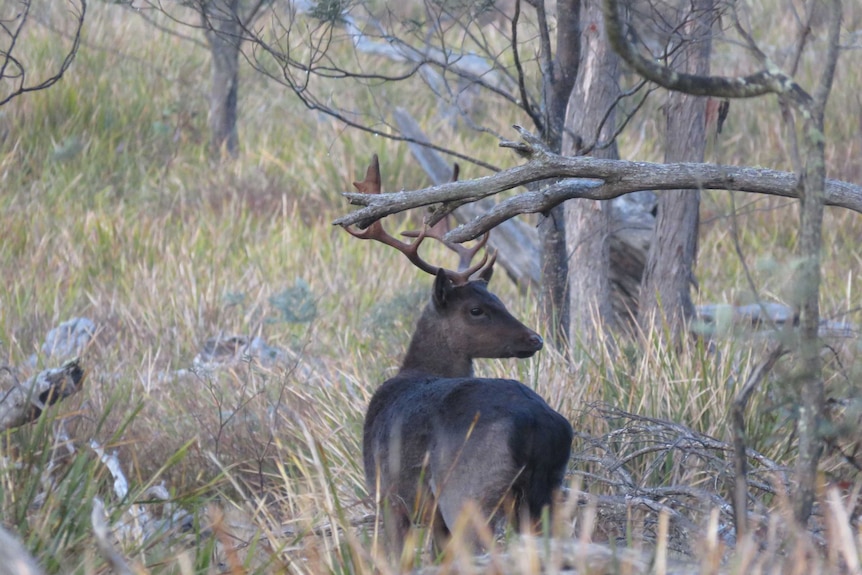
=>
[2,2,862,573]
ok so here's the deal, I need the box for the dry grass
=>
[1,1,862,574]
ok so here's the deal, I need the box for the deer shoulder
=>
[344,155,573,560]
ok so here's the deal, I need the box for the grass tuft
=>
[1,1,862,573]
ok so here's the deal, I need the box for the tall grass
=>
[1,2,861,573]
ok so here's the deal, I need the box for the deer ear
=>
[478,259,494,284]
[433,268,454,308]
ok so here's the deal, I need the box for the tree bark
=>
[599,0,842,528]
[794,113,826,523]
[563,0,620,339]
[538,0,580,347]
[203,0,241,159]
[538,209,569,343]
[789,0,841,523]
[637,0,713,339]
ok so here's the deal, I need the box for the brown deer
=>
[344,156,573,558]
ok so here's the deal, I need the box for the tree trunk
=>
[538,0,580,347]
[563,0,620,340]
[793,112,828,525]
[637,0,713,340]
[791,0,842,524]
[203,0,241,159]
[538,209,569,343]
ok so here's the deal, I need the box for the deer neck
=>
[399,308,474,378]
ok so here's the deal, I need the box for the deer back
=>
[344,156,571,557]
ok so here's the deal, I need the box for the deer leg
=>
[430,505,450,557]
[382,500,411,561]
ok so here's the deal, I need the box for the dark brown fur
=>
[363,266,573,557]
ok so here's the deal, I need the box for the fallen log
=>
[0,358,86,431]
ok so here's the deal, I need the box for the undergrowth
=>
[1,1,862,574]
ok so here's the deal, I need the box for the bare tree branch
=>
[333,127,862,240]
[602,0,811,106]
[0,0,86,107]
[511,0,542,133]
[233,0,537,170]
[120,2,208,48]
[392,107,541,288]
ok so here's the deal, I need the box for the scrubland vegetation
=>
[2,2,862,573]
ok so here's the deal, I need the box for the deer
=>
[343,155,573,559]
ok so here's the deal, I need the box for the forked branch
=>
[0,0,86,107]
[333,127,862,242]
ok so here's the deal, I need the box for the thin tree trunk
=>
[563,0,620,340]
[538,209,569,343]
[637,0,713,339]
[794,110,826,525]
[788,0,840,524]
[793,114,827,525]
[203,0,241,159]
[538,0,580,346]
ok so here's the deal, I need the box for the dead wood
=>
[571,402,794,553]
[0,358,85,431]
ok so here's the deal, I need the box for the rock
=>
[41,317,95,360]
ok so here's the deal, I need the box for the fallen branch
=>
[695,303,857,339]
[90,440,193,544]
[571,402,795,553]
[0,358,85,431]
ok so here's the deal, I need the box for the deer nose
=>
[528,333,544,350]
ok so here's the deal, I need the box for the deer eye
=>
[469,307,484,317]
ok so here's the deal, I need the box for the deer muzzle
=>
[513,332,544,358]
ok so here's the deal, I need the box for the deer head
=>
[343,155,543,377]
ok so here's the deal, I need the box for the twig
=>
[0,0,86,107]
[571,402,794,552]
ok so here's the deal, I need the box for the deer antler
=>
[403,162,495,280]
[343,155,495,285]
[401,225,492,276]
